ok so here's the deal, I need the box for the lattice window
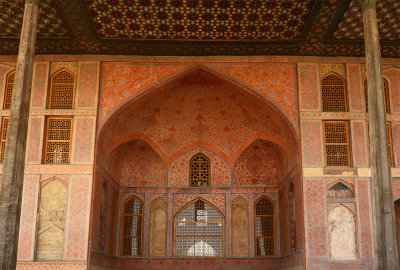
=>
[121,197,143,256]
[4,71,15,110]
[48,69,75,109]
[366,122,394,167]
[189,153,210,187]
[321,73,347,112]
[43,117,73,164]
[255,196,275,257]
[364,78,390,113]
[0,117,9,163]
[327,182,354,198]
[174,199,224,257]
[323,121,351,167]
[288,183,296,253]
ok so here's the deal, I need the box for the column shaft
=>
[362,0,400,269]
[0,0,38,269]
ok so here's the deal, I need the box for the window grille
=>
[321,73,347,112]
[48,69,75,109]
[174,199,224,257]
[255,197,275,256]
[189,153,210,187]
[327,182,354,198]
[323,121,351,167]
[4,71,15,110]
[0,117,9,163]
[288,183,296,252]
[43,117,73,164]
[121,197,143,256]
[366,122,394,167]
[364,78,390,113]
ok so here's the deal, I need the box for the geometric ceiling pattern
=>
[0,0,69,37]
[0,0,399,57]
[332,0,400,41]
[86,0,314,40]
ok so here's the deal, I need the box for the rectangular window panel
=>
[323,121,351,167]
[0,117,9,163]
[43,117,73,164]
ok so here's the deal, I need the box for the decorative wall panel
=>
[347,64,364,112]
[351,121,368,167]
[77,62,99,109]
[393,122,400,168]
[299,63,320,111]
[301,120,324,167]
[72,117,96,164]
[26,117,44,164]
[31,62,49,109]
[357,179,373,260]
[383,67,400,114]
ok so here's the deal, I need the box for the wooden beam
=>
[0,0,39,269]
[361,0,400,269]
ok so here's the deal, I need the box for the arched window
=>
[174,199,224,257]
[121,196,143,256]
[364,78,390,113]
[321,73,347,112]
[288,183,296,252]
[189,153,210,187]
[48,69,75,109]
[3,70,15,109]
[255,196,275,256]
[327,182,354,198]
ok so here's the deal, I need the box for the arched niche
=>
[232,196,249,257]
[35,179,67,261]
[328,205,357,260]
[327,182,354,198]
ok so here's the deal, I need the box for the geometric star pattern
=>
[86,0,315,40]
[0,0,69,37]
[333,0,400,41]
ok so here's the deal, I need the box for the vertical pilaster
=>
[362,0,400,269]
[0,0,38,269]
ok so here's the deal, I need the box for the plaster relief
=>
[36,180,67,261]
[328,205,357,260]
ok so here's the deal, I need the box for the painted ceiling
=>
[0,0,399,57]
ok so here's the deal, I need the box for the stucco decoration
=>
[328,205,357,260]
[36,180,67,261]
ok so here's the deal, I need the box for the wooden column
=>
[0,0,39,269]
[362,0,400,269]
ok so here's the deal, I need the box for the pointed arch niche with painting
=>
[327,181,358,261]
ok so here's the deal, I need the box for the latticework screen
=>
[190,154,210,187]
[48,69,75,109]
[366,122,394,167]
[0,117,9,163]
[43,117,73,164]
[175,199,224,257]
[323,121,351,167]
[4,71,15,110]
[364,78,390,113]
[255,197,275,256]
[122,197,143,256]
[321,73,347,112]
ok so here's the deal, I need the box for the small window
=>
[43,117,73,164]
[366,122,394,167]
[48,69,75,109]
[323,121,351,167]
[255,196,275,257]
[364,78,390,113]
[321,73,347,112]
[4,70,15,110]
[0,117,9,163]
[121,197,143,256]
[174,199,224,257]
[327,182,354,198]
[189,153,210,187]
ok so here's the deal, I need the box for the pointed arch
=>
[327,181,354,198]
[48,68,76,109]
[3,70,15,109]
[174,198,224,257]
[121,196,143,257]
[364,77,390,113]
[321,72,347,112]
[255,196,275,257]
[189,153,210,187]
[35,179,67,261]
